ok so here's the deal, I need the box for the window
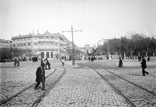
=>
[41,52,44,58]
[46,52,49,58]
[51,52,53,58]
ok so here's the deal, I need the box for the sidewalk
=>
[37,66,131,107]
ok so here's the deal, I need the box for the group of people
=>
[34,55,150,90]
[34,58,51,90]
[118,56,149,76]
[44,58,51,70]
[14,58,20,67]
[88,56,95,62]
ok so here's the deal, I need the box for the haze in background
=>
[0,0,156,47]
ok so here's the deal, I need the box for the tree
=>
[96,33,156,57]
[0,48,11,61]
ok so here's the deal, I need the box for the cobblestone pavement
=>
[96,59,156,94]
[0,59,62,102]
[37,67,131,107]
[97,69,156,107]
[108,68,156,93]
[1,68,65,107]
[1,59,156,107]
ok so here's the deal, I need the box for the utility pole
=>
[62,26,82,66]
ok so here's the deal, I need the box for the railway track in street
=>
[31,67,66,107]
[0,67,66,107]
[90,66,156,107]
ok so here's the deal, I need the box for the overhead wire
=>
[57,0,86,30]
[57,0,63,31]
[81,0,86,31]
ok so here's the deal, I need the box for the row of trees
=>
[96,33,156,57]
[0,46,82,61]
[0,48,33,61]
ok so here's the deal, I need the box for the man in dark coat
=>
[14,58,17,67]
[141,56,149,76]
[118,57,123,67]
[34,61,46,90]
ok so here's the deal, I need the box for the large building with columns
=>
[11,31,71,59]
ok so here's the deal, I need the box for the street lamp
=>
[62,26,82,66]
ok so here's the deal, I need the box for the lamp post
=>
[71,26,75,65]
[62,26,82,66]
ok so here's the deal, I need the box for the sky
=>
[0,0,156,47]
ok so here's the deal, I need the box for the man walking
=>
[141,56,149,76]
[118,56,123,67]
[34,61,46,90]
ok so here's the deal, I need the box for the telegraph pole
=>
[62,26,82,66]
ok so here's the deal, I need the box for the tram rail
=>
[0,67,66,107]
[32,67,66,107]
[90,66,156,107]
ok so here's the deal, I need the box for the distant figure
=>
[118,57,123,67]
[61,59,65,66]
[147,56,150,61]
[14,58,19,67]
[14,58,17,67]
[41,60,46,69]
[138,56,141,62]
[141,56,149,76]
[91,56,94,62]
[88,56,90,61]
[34,61,46,90]
[46,59,51,70]
[17,58,20,66]
[29,57,31,61]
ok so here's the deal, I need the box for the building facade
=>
[11,31,71,59]
[0,39,12,49]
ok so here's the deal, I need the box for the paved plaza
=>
[0,58,156,107]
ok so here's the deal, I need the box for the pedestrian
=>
[34,61,46,90]
[141,56,149,76]
[138,56,141,62]
[14,58,17,67]
[61,58,65,66]
[147,56,150,61]
[118,56,123,67]
[91,56,94,62]
[88,56,90,61]
[17,58,20,66]
[46,59,51,70]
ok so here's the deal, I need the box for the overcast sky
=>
[0,0,156,47]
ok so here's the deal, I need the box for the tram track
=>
[90,66,156,107]
[0,67,66,107]
[31,67,66,107]
[90,67,136,107]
